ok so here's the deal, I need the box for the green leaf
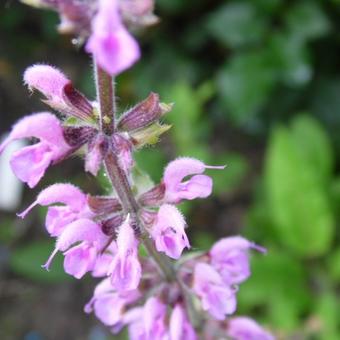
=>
[285,1,331,41]
[217,51,277,123]
[206,2,268,48]
[238,250,310,330]
[265,118,335,256]
[327,247,340,282]
[10,240,71,284]
[291,115,333,185]
[269,33,312,86]
[314,291,340,340]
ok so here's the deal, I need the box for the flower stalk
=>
[95,63,115,135]
[96,62,176,282]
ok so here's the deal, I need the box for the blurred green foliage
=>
[2,0,340,338]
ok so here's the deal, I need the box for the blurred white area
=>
[0,134,25,211]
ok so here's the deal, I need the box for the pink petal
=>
[86,0,140,75]
[163,157,223,203]
[10,143,53,188]
[18,183,86,218]
[0,112,68,153]
[56,218,105,251]
[164,157,206,189]
[170,304,197,340]
[152,204,189,259]
[23,64,69,100]
[193,263,237,320]
[63,243,97,279]
[227,317,275,340]
[179,174,213,200]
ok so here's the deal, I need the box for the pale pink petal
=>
[144,297,167,338]
[227,317,275,340]
[18,183,86,218]
[0,112,68,152]
[56,218,105,251]
[109,216,141,291]
[210,236,266,285]
[10,143,53,188]
[170,304,197,340]
[63,242,97,279]
[86,0,140,75]
[193,263,237,320]
[151,204,189,259]
[163,157,223,203]
[23,64,69,101]
[94,295,126,326]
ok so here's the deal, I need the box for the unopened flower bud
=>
[87,195,122,215]
[63,126,97,147]
[85,134,109,176]
[62,83,94,120]
[118,93,171,132]
[138,183,165,206]
[101,214,124,236]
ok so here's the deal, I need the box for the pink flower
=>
[163,157,225,204]
[85,134,108,176]
[193,263,237,320]
[151,204,189,259]
[18,183,90,237]
[0,113,71,188]
[109,215,142,291]
[42,218,108,278]
[85,278,140,327]
[210,236,266,285]
[23,64,70,108]
[227,317,275,340]
[170,304,197,340]
[86,0,140,75]
[126,297,168,340]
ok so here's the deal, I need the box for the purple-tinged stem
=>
[95,63,115,135]
[94,62,202,329]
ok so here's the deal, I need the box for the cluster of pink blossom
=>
[1,0,276,338]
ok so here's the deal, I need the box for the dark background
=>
[1,0,340,339]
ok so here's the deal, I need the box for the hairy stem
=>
[103,151,176,281]
[95,63,176,281]
[95,63,202,328]
[95,63,115,135]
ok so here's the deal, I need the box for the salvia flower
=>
[170,304,197,340]
[86,0,140,75]
[125,297,168,340]
[24,64,94,120]
[163,157,225,204]
[85,278,140,327]
[43,218,108,278]
[109,215,142,291]
[18,183,91,236]
[24,64,70,108]
[210,236,266,285]
[226,317,275,340]
[193,263,237,320]
[0,113,71,188]
[151,204,189,259]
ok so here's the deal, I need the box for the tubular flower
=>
[226,317,275,340]
[18,183,91,236]
[86,0,140,75]
[151,204,189,259]
[109,215,142,291]
[210,236,266,285]
[193,263,237,320]
[163,157,225,204]
[0,113,71,188]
